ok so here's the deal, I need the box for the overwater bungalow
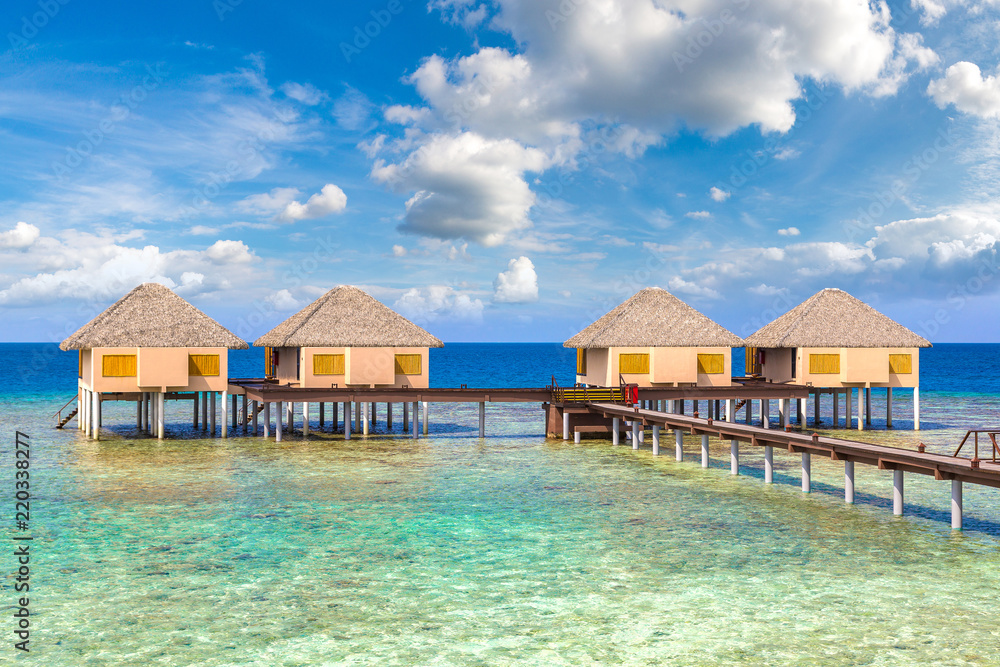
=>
[254,285,443,390]
[565,287,745,389]
[60,282,248,439]
[744,288,931,429]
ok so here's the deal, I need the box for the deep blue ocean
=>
[4,342,999,399]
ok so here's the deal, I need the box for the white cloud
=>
[266,289,302,311]
[747,284,788,296]
[394,285,485,323]
[281,82,325,105]
[686,211,711,219]
[643,242,680,254]
[0,233,258,306]
[237,187,302,216]
[493,256,539,303]
[667,276,721,299]
[778,227,801,236]
[390,239,472,260]
[372,132,547,246]
[0,222,40,249]
[928,61,1000,118]
[278,184,348,222]
[392,244,408,257]
[910,0,948,25]
[188,225,219,235]
[709,187,730,202]
[774,147,801,161]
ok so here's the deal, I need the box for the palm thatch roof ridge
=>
[60,283,249,350]
[564,287,744,348]
[254,285,444,348]
[744,288,931,348]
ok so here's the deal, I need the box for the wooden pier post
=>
[701,434,709,468]
[478,402,485,438]
[157,392,165,439]
[745,398,752,425]
[845,461,855,504]
[574,428,581,444]
[652,425,660,455]
[231,394,237,429]
[952,480,962,530]
[202,392,208,429]
[303,402,310,437]
[675,429,683,461]
[92,391,100,440]
[332,402,338,432]
[778,399,786,428]
[363,402,369,436]
[243,395,248,433]
[857,388,865,431]
[797,398,803,425]
[251,399,257,435]
[263,402,270,438]
[412,401,418,438]
[210,391,217,438]
[276,401,283,442]
[355,402,361,433]
[612,417,620,445]
[287,402,294,434]
[893,470,904,516]
[764,446,773,483]
[726,399,735,423]
[632,420,640,450]
[886,388,893,428]
[345,401,351,440]
[422,402,429,435]
[371,403,377,428]
[730,440,739,475]
[762,399,770,429]
[563,412,570,440]
[865,387,872,427]
[833,390,839,428]
[319,402,325,428]
[403,401,409,431]
[193,391,199,428]
[914,387,920,430]
[387,403,393,430]
[814,391,821,427]
[802,452,811,493]
[221,390,228,439]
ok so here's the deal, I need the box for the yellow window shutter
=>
[809,354,840,374]
[188,354,220,377]
[889,354,912,374]
[619,353,649,374]
[313,354,345,375]
[395,354,422,375]
[102,354,137,377]
[576,349,587,374]
[697,353,725,374]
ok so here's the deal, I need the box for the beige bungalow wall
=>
[273,346,431,388]
[575,346,733,388]
[759,346,920,388]
[79,347,230,393]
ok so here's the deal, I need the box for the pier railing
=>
[552,385,625,404]
[954,430,1000,462]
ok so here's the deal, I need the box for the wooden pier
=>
[577,402,998,530]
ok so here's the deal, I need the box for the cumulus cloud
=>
[390,239,471,260]
[372,133,547,246]
[279,184,348,222]
[394,285,485,323]
[0,233,258,306]
[686,211,711,219]
[493,256,539,303]
[778,227,801,236]
[928,61,1000,118]
[266,288,302,311]
[0,222,40,249]
[709,187,730,202]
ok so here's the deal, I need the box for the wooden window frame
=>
[697,353,725,375]
[313,354,345,376]
[889,353,912,374]
[102,354,137,377]
[809,353,840,374]
[619,353,650,375]
[188,354,220,377]
[394,354,422,375]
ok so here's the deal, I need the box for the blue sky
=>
[2,0,1000,343]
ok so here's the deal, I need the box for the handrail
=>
[954,430,1000,462]
[53,394,77,419]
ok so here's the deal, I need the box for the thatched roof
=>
[744,288,931,348]
[254,285,443,348]
[564,287,744,348]
[60,283,248,350]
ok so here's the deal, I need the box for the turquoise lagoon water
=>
[3,343,1000,665]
